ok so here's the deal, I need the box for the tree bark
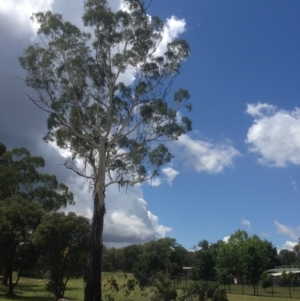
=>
[84,191,105,301]
[6,263,14,296]
[2,267,8,286]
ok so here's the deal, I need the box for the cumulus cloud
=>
[281,240,298,251]
[162,167,179,185]
[246,103,300,167]
[103,187,172,247]
[49,142,172,248]
[223,236,230,243]
[274,221,298,240]
[242,219,251,230]
[146,167,179,187]
[175,134,240,173]
[0,0,54,38]
[154,16,186,57]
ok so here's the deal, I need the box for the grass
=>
[222,283,300,300]
[1,274,300,301]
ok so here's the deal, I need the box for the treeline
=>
[102,237,195,285]
[0,143,90,300]
[102,231,300,295]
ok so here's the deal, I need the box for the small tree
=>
[280,271,295,299]
[19,1,191,300]
[260,271,273,292]
[148,272,177,301]
[33,212,90,300]
[0,196,44,296]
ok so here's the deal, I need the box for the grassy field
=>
[1,274,300,301]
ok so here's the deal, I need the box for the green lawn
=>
[1,274,300,301]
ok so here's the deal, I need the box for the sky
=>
[1,0,300,251]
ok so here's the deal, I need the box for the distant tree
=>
[260,271,273,292]
[192,250,216,281]
[0,196,44,296]
[0,142,6,157]
[217,232,245,285]
[198,240,209,251]
[122,244,142,273]
[264,241,281,268]
[133,252,161,287]
[33,212,90,300]
[0,145,74,210]
[216,230,270,296]
[279,271,295,299]
[19,1,192,299]
[241,235,270,295]
[279,249,297,266]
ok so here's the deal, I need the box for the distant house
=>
[266,267,300,286]
[182,267,192,279]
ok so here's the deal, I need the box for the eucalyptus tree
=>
[19,0,191,300]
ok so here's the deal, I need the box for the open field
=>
[1,274,300,301]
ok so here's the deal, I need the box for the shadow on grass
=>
[0,293,79,301]
[0,293,53,301]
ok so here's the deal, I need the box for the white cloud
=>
[246,103,300,167]
[49,142,171,247]
[274,221,298,240]
[291,179,298,191]
[246,103,275,118]
[154,16,186,57]
[281,240,298,251]
[148,211,172,238]
[146,167,179,187]
[162,167,179,185]
[0,0,54,38]
[242,218,251,230]
[223,236,230,243]
[148,177,163,187]
[175,134,240,173]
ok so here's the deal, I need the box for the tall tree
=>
[19,0,191,300]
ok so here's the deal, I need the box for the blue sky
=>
[1,0,300,251]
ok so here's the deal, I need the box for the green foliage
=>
[102,274,138,301]
[133,252,161,287]
[19,3,191,187]
[216,230,274,295]
[192,240,223,282]
[188,281,228,301]
[0,196,45,295]
[279,271,295,287]
[148,272,177,301]
[33,212,90,299]
[260,272,273,291]
[279,249,297,266]
[0,145,74,211]
[132,238,187,287]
